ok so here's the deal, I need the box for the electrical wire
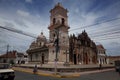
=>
[69,17,120,31]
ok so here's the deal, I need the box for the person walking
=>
[118,67,120,76]
[33,64,38,74]
[99,63,102,70]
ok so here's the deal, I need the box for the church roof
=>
[50,2,68,13]
[78,30,91,41]
[107,56,120,58]
[27,46,48,53]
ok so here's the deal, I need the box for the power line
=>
[0,25,51,41]
[0,26,37,38]
[90,30,120,37]
[91,32,120,41]
[1,17,120,39]
[0,17,120,42]
[86,24,120,35]
[69,17,120,31]
[3,30,34,42]
[93,36,120,41]
[93,34,120,39]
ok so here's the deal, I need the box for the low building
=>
[107,56,120,64]
[16,53,28,64]
[97,44,107,64]
[0,50,28,64]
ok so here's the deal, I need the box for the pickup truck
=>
[0,63,15,80]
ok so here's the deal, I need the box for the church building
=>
[27,3,98,65]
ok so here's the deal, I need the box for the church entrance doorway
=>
[74,54,77,64]
[42,54,44,64]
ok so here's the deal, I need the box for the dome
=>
[37,32,47,42]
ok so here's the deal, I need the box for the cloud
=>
[0,0,120,56]
[0,17,16,29]
[14,19,28,28]
[17,10,30,17]
[25,0,32,3]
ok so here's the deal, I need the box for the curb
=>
[60,74,80,78]
[12,67,80,78]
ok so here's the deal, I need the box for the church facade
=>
[27,3,98,65]
[69,31,97,64]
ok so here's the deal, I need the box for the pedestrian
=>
[40,61,42,66]
[33,64,38,74]
[99,63,102,70]
[118,67,120,76]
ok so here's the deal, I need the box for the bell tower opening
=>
[53,18,56,24]
[62,18,65,25]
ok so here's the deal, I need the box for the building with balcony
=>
[97,44,107,64]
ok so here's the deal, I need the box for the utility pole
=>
[6,44,9,63]
[54,29,59,75]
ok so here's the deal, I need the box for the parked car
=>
[0,63,15,80]
[114,60,120,72]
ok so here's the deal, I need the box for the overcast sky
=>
[0,0,120,56]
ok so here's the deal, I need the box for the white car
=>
[0,63,15,80]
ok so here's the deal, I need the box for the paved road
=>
[15,70,120,80]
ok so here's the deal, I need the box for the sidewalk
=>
[14,64,114,73]
[12,67,80,78]
[12,67,114,78]
[16,64,114,68]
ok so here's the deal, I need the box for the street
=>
[15,70,120,80]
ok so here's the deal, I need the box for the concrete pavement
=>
[12,64,114,78]
[15,63,114,68]
[12,67,80,78]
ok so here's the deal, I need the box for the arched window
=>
[35,54,38,59]
[53,33,55,37]
[53,18,56,24]
[62,18,65,25]
[30,54,32,61]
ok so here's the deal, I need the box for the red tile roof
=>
[97,44,105,49]
[108,56,120,58]
[0,51,16,58]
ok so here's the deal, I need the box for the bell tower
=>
[48,3,70,63]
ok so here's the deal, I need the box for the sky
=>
[0,0,120,56]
